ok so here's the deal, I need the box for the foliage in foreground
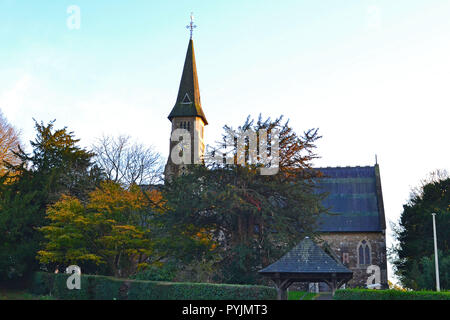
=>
[130,261,178,282]
[37,181,165,278]
[334,289,450,300]
[0,120,102,281]
[160,115,327,284]
[390,173,449,290]
[31,272,277,300]
[0,289,55,300]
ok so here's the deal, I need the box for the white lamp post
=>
[431,213,440,292]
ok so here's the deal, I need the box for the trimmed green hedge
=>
[31,272,277,300]
[334,289,450,300]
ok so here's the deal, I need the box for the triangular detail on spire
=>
[168,39,208,125]
[182,93,191,104]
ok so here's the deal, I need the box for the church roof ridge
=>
[315,165,375,169]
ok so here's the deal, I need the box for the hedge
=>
[31,272,277,300]
[334,289,450,300]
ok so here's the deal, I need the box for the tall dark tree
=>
[0,120,102,282]
[159,115,327,284]
[391,171,450,290]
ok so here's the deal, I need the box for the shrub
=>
[334,289,450,300]
[30,271,54,296]
[30,272,276,300]
[92,276,128,300]
[131,263,177,282]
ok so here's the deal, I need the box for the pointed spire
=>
[168,38,208,125]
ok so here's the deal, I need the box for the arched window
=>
[358,240,371,266]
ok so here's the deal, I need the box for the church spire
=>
[168,15,207,125]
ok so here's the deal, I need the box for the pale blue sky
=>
[1,1,449,283]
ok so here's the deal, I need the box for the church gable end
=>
[314,166,385,233]
[313,166,389,289]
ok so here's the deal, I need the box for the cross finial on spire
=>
[186,12,197,39]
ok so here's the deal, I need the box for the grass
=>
[334,288,450,300]
[0,288,55,300]
[288,290,317,300]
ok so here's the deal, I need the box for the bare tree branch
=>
[0,110,21,175]
[92,135,163,187]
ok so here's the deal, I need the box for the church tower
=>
[164,15,207,181]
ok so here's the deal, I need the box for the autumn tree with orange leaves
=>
[38,181,165,278]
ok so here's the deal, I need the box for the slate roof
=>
[258,237,352,274]
[168,39,208,125]
[314,165,386,232]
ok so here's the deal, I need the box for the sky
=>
[1,0,449,284]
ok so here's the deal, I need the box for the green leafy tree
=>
[391,171,450,290]
[160,115,327,284]
[419,251,450,290]
[0,120,102,281]
[37,181,165,278]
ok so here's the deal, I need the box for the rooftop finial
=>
[186,12,197,39]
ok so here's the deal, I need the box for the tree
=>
[159,115,326,284]
[92,135,163,188]
[38,181,165,278]
[0,120,102,281]
[391,170,450,290]
[0,110,21,176]
[418,251,450,290]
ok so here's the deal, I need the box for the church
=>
[163,25,388,291]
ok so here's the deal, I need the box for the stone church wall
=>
[319,232,388,289]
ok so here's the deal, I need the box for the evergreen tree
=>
[160,115,327,284]
[0,120,102,281]
[392,173,450,290]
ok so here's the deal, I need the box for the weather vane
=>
[186,12,197,39]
